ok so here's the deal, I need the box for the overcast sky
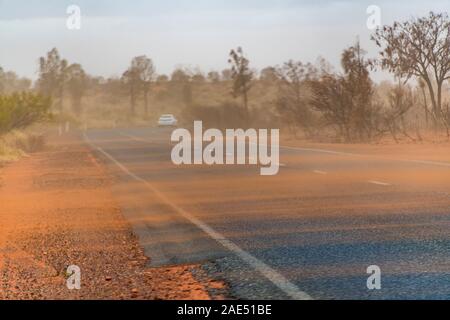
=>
[0,0,449,81]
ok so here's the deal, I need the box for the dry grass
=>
[0,127,45,163]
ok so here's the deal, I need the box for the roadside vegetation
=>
[0,93,51,135]
[1,11,450,144]
[0,91,51,161]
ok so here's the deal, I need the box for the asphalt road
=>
[84,127,450,300]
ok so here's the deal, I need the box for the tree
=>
[260,66,279,83]
[372,12,450,134]
[171,68,193,107]
[0,67,4,93]
[121,58,143,116]
[383,81,416,142]
[156,74,169,83]
[37,48,68,112]
[132,55,156,117]
[0,93,51,134]
[418,79,432,128]
[341,41,375,140]
[228,47,254,125]
[171,68,190,82]
[275,61,317,137]
[310,42,377,142]
[0,68,31,93]
[66,64,88,116]
[122,69,139,115]
[192,72,206,84]
[310,74,353,141]
[121,56,156,116]
[207,71,220,83]
[221,69,232,81]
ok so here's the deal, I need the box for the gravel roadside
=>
[0,132,226,300]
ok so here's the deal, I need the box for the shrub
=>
[0,93,51,135]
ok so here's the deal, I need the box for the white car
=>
[158,114,178,127]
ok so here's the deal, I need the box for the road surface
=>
[84,127,450,300]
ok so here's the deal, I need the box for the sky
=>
[0,0,449,81]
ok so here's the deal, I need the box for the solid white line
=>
[313,170,328,175]
[83,133,312,300]
[368,180,392,186]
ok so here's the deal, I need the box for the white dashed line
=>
[120,132,147,142]
[282,145,359,157]
[281,145,450,169]
[123,133,285,167]
[405,159,450,168]
[313,170,327,175]
[368,180,392,186]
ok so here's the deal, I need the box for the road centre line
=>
[123,132,286,167]
[280,145,450,169]
[122,132,450,170]
[121,132,450,190]
[368,180,392,186]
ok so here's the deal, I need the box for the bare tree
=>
[228,47,254,125]
[372,12,450,135]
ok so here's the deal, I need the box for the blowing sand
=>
[0,133,225,300]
